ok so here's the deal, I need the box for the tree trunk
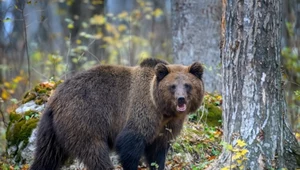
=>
[208,0,300,169]
[171,0,222,93]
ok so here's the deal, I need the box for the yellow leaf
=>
[66,0,74,6]
[144,7,152,12]
[137,0,145,7]
[117,11,128,19]
[139,51,150,60]
[103,36,113,44]
[90,15,106,25]
[105,23,114,33]
[230,164,237,169]
[221,166,230,170]
[232,153,242,160]
[153,8,163,18]
[225,144,233,151]
[240,148,248,155]
[94,32,103,39]
[23,164,30,169]
[236,159,243,165]
[118,24,127,32]
[1,90,9,100]
[91,0,103,5]
[232,148,240,152]
[67,23,74,29]
[4,82,10,88]
[237,139,247,147]
[76,39,81,44]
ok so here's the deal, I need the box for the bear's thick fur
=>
[30,58,204,170]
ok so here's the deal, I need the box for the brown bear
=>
[30,58,204,170]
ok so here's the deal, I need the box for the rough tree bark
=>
[208,0,300,169]
[171,0,222,93]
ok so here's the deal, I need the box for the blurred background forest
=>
[0,0,300,160]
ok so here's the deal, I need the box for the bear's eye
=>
[184,83,192,92]
[169,84,176,91]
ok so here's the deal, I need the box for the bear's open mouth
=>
[176,103,187,112]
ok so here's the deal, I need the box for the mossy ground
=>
[22,81,62,105]
[3,81,61,165]
[6,111,39,163]
[189,93,222,127]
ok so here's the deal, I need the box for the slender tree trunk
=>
[171,0,222,93]
[208,0,300,169]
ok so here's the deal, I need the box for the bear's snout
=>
[176,97,187,112]
[177,97,186,105]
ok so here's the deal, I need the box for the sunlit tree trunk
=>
[171,0,222,93]
[208,0,300,169]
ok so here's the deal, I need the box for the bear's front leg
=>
[145,137,170,170]
[116,129,146,170]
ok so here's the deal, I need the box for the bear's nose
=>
[177,97,186,105]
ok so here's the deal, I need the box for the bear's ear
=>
[189,62,203,79]
[155,63,169,81]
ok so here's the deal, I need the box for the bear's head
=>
[151,62,204,117]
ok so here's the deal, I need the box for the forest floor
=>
[0,121,223,170]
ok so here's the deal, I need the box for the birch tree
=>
[171,0,222,93]
[208,0,300,169]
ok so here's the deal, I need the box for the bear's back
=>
[48,63,160,148]
[49,65,134,145]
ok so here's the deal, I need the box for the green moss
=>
[34,86,48,94]
[5,81,62,164]
[205,103,222,127]
[188,93,222,127]
[21,81,61,105]
[6,111,39,163]
[7,114,39,146]
[22,92,36,104]
[0,163,10,170]
[189,104,222,127]
[8,112,22,123]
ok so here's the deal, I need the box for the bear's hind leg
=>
[78,141,113,170]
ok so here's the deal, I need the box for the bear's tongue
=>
[176,104,187,112]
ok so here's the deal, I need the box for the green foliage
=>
[295,90,300,101]
[6,111,39,163]
[282,47,300,74]
[168,122,222,169]
[150,162,159,169]
[285,22,294,37]
[189,93,222,127]
[0,163,10,170]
